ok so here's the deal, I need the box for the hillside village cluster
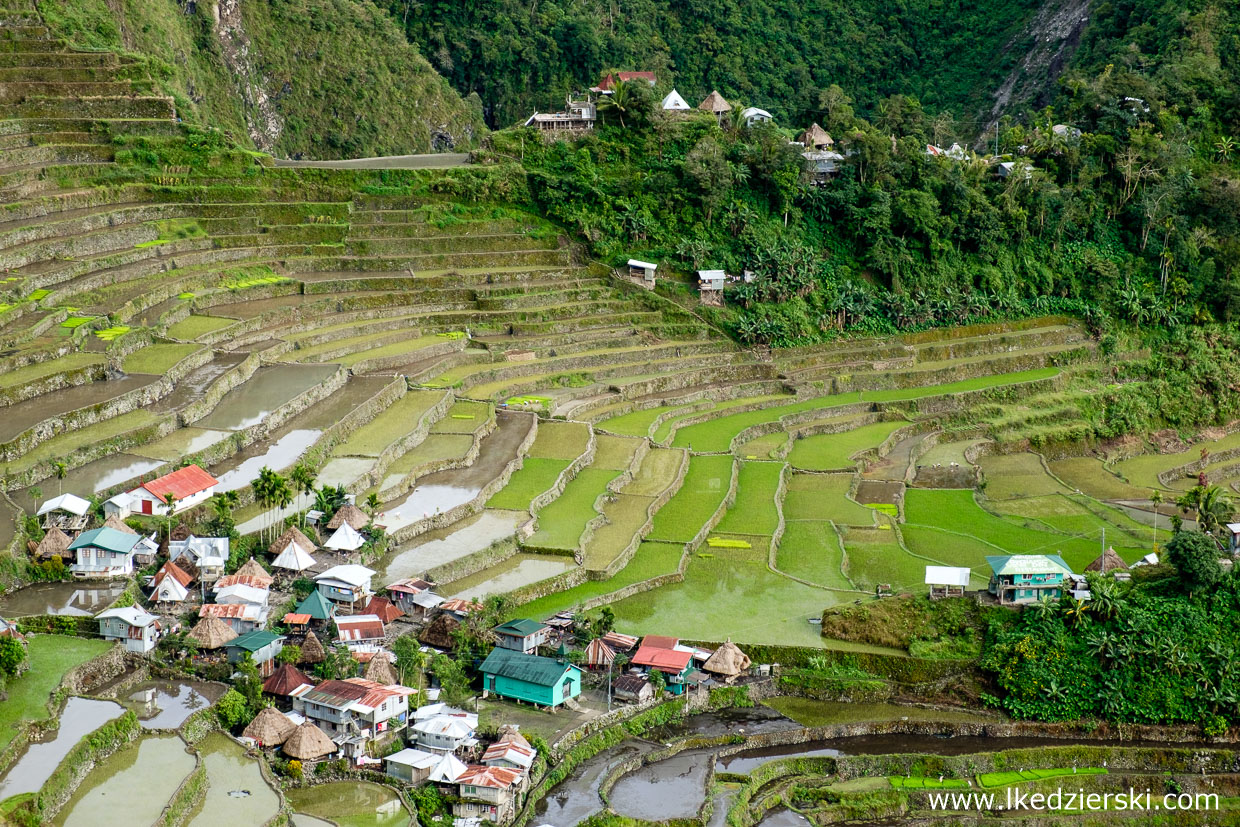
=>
[7,461,759,823]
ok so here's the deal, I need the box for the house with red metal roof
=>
[632,635,697,695]
[334,614,385,648]
[454,765,526,823]
[592,71,657,93]
[291,677,413,759]
[126,464,218,516]
[151,560,194,604]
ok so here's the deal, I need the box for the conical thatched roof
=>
[103,515,138,535]
[326,504,368,531]
[300,631,326,664]
[800,122,834,148]
[282,721,337,760]
[364,654,397,685]
[269,525,317,558]
[703,639,751,678]
[1085,546,1130,573]
[187,615,238,650]
[170,523,193,542]
[243,706,297,746]
[35,526,71,560]
[699,90,731,113]
[264,662,314,697]
[419,613,460,650]
[235,557,274,586]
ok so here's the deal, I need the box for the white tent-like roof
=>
[37,493,90,517]
[924,566,972,587]
[661,89,690,110]
[324,523,365,552]
[315,564,375,588]
[627,259,657,271]
[428,752,468,783]
[272,540,317,572]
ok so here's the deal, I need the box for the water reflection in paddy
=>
[12,454,164,510]
[609,749,716,821]
[186,733,280,827]
[379,510,526,584]
[196,364,338,431]
[59,734,195,827]
[448,554,576,601]
[0,582,124,617]
[213,429,322,491]
[0,698,124,799]
[285,781,410,827]
[758,809,812,826]
[123,680,226,729]
[534,742,654,826]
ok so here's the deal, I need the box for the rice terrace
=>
[1,0,1240,824]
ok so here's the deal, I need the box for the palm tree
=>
[597,79,636,128]
[364,492,381,517]
[1150,489,1163,551]
[211,491,238,534]
[1176,484,1234,536]
[270,473,292,543]
[290,464,316,525]
[162,492,178,540]
[252,467,279,544]
[53,461,67,495]
[1216,136,1236,162]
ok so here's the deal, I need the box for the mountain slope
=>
[37,0,483,158]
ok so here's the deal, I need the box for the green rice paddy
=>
[486,457,572,511]
[526,467,623,549]
[647,454,733,543]
[777,521,855,590]
[332,390,444,457]
[527,420,591,461]
[0,636,111,750]
[166,314,237,340]
[512,540,684,620]
[715,461,783,535]
[122,343,202,375]
[784,473,873,524]
[788,421,908,471]
[841,524,928,591]
[0,353,103,388]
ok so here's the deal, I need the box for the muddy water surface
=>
[196,364,337,431]
[186,733,280,827]
[534,742,654,826]
[0,582,124,617]
[379,510,525,584]
[213,429,322,491]
[0,375,158,442]
[13,454,163,508]
[58,734,195,827]
[0,698,125,799]
[149,352,248,413]
[123,680,225,729]
[609,748,716,821]
[285,781,410,827]
[447,554,576,600]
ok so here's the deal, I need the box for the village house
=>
[986,554,1073,605]
[37,493,91,534]
[627,259,657,287]
[101,491,134,520]
[124,464,218,516]
[925,565,971,599]
[270,526,319,575]
[583,638,616,671]
[454,765,526,823]
[361,596,403,624]
[493,618,550,655]
[69,527,142,579]
[482,726,535,772]
[384,747,440,783]
[226,629,286,677]
[296,590,336,626]
[412,712,478,753]
[292,678,414,758]
[314,564,375,609]
[96,606,161,654]
[613,673,654,703]
[524,95,596,134]
[335,614,385,649]
[151,560,195,605]
[741,106,773,127]
[592,71,657,93]
[168,535,229,581]
[632,635,699,694]
[199,602,268,634]
[263,662,315,707]
[385,578,433,613]
[803,149,846,184]
[799,123,834,150]
[439,598,482,620]
[699,90,732,125]
[1086,547,1131,580]
[480,647,582,708]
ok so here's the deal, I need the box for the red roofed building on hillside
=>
[128,464,218,516]
[592,71,657,93]
[641,634,678,650]
[335,614,385,646]
[454,764,526,822]
[361,596,403,624]
[633,635,700,695]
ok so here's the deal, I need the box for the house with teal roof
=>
[296,590,336,625]
[69,527,141,579]
[227,629,286,677]
[986,554,1073,605]
[480,648,581,708]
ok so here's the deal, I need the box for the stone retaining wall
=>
[179,349,262,426]
[592,446,691,580]
[0,356,106,407]
[374,404,496,503]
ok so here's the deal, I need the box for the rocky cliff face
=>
[212,0,283,152]
[986,0,1092,128]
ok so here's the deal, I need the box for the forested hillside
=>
[39,0,483,158]
[375,0,1045,129]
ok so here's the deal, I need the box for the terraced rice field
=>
[0,7,1172,651]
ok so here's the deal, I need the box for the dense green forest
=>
[373,0,1043,128]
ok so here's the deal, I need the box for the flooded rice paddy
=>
[0,375,158,443]
[0,581,124,616]
[0,698,124,799]
[58,734,196,827]
[379,509,526,584]
[122,680,226,729]
[285,781,410,827]
[213,429,322,491]
[196,364,338,431]
[186,733,281,826]
[446,553,576,601]
[12,454,164,509]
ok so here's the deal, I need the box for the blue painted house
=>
[479,648,581,708]
[986,554,1073,605]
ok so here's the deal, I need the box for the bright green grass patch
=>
[978,768,1106,788]
[27,289,50,301]
[647,454,733,543]
[670,393,858,452]
[332,390,443,457]
[528,420,591,460]
[527,467,623,549]
[505,394,551,409]
[610,542,842,647]
[134,239,170,249]
[777,522,854,590]
[122,342,201,374]
[735,430,789,459]
[592,434,641,471]
[177,292,195,300]
[889,776,970,789]
[784,473,873,525]
[860,367,1060,402]
[917,438,986,468]
[904,489,1146,572]
[166,314,237,340]
[60,315,95,329]
[430,400,490,434]
[0,352,103,388]
[0,635,112,750]
[866,503,899,517]
[900,524,998,578]
[788,421,907,471]
[512,540,684,620]
[842,525,928,591]
[990,493,1154,546]
[1047,457,1152,501]
[380,433,474,482]
[978,452,1071,499]
[221,273,287,290]
[715,461,783,535]
[437,330,466,339]
[582,493,655,570]
[94,325,132,341]
[707,537,751,548]
[486,457,572,511]
[600,403,691,438]
[624,448,684,497]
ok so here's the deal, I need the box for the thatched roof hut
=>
[243,706,296,746]
[1085,547,1129,573]
[300,631,326,664]
[187,615,238,650]
[699,90,731,113]
[419,614,460,650]
[103,515,138,535]
[35,526,72,561]
[326,504,368,531]
[282,721,337,761]
[364,654,397,685]
[269,526,318,558]
[235,557,274,587]
[703,639,751,681]
[800,122,834,149]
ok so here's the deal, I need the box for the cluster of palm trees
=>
[1174,483,1234,538]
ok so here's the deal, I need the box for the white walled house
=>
[69,527,141,579]
[97,606,161,654]
[125,465,218,516]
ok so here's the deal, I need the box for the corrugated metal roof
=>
[986,554,1073,577]
[141,464,218,501]
[480,648,578,687]
[336,614,384,642]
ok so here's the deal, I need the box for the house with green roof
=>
[986,554,1073,605]
[69,527,142,579]
[480,648,582,708]
[226,629,286,677]
[296,590,336,625]
[493,618,550,655]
